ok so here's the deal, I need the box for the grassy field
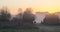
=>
[0,29,40,32]
[38,25,60,32]
[0,25,60,32]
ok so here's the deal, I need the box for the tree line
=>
[0,7,37,29]
[0,7,60,29]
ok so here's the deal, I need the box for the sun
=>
[48,12,56,14]
[48,11,56,14]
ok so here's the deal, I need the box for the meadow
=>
[0,25,60,32]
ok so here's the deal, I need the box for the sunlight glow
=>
[0,0,60,14]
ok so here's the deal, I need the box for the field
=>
[0,25,60,32]
[38,25,60,32]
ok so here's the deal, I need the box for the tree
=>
[42,14,59,25]
[23,8,35,24]
[10,8,23,28]
[0,8,11,22]
[17,8,23,21]
[0,7,11,28]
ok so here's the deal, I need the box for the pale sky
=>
[0,0,60,15]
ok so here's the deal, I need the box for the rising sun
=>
[48,11,56,14]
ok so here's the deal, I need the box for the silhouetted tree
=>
[0,8,11,22]
[17,8,23,21]
[0,7,11,28]
[11,8,23,28]
[42,14,59,25]
[23,8,35,24]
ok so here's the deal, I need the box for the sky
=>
[0,0,60,15]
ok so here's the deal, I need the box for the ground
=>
[0,25,60,32]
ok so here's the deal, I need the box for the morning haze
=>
[0,0,60,32]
